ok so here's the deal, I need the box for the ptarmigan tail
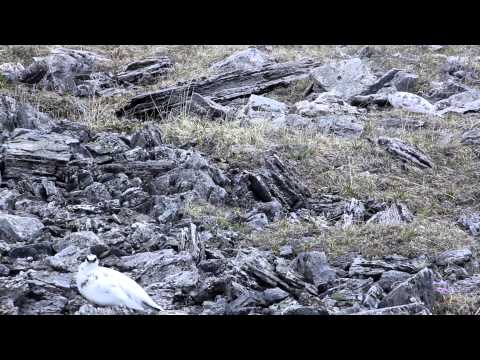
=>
[142,299,164,312]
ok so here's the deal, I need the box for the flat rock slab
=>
[1,130,78,180]
[117,58,320,119]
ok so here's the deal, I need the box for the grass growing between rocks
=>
[248,217,475,259]
[433,293,480,315]
[183,200,249,234]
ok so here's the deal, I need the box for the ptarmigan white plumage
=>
[76,254,163,312]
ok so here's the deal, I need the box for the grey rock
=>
[0,264,9,277]
[0,95,55,133]
[211,48,275,73]
[8,243,54,258]
[314,115,364,138]
[130,124,163,149]
[189,93,233,120]
[17,47,111,96]
[310,58,377,100]
[85,132,130,156]
[246,213,269,231]
[0,274,29,314]
[450,275,480,294]
[435,249,472,266]
[116,56,173,85]
[151,151,228,205]
[46,245,88,272]
[118,58,319,119]
[377,137,433,169]
[461,129,480,145]
[83,182,111,203]
[435,90,480,115]
[323,278,374,308]
[235,153,311,211]
[458,212,480,236]
[53,231,106,253]
[379,268,436,310]
[377,270,412,292]
[263,287,289,304]
[441,56,477,81]
[0,62,25,81]
[391,71,418,92]
[378,117,425,130]
[349,257,393,278]
[424,79,470,102]
[357,46,375,59]
[354,302,431,315]
[350,93,390,108]
[0,213,44,243]
[362,68,403,95]
[1,130,78,180]
[292,251,336,290]
[366,202,414,225]
[0,189,19,211]
[294,92,361,117]
[239,94,288,124]
[279,245,294,259]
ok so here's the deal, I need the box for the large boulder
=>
[0,213,44,243]
[310,58,377,100]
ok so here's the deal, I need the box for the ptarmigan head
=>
[79,254,99,272]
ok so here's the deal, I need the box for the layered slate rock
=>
[116,56,173,85]
[117,58,321,118]
[1,130,79,180]
[377,137,433,169]
[232,153,312,211]
[0,48,173,97]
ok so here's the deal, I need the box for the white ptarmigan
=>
[76,254,163,312]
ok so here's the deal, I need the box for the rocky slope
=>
[1,45,480,315]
